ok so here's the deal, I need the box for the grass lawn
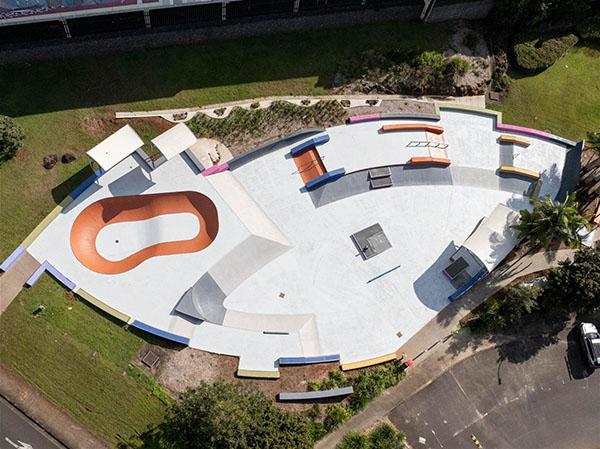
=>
[0,19,451,261]
[488,43,600,141]
[0,275,169,447]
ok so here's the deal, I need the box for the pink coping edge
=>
[202,163,229,176]
[496,123,552,139]
[349,114,381,124]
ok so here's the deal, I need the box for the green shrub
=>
[164,381,314,449]
[368,423,406,449]
[337,431,369,449]
[324,405,351,431]
[413,50,445,69]
[474,284,542,331]
[309,421,328,442]
[446,58,471,77]
[0,115,25,162]
[336,424,406,449]
[514,34,579,71]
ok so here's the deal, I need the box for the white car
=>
[578,322,600,369]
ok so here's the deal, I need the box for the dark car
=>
[578,322,600,369]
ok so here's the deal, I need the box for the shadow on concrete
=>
[413,241,456,312]
[108,166,155,196]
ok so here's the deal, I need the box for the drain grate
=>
[142,350,160,368]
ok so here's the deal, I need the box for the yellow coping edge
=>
[76,289,130,323]
[499,135,531,146]
[499,165,541,180]
[21,196,73,249]
[237,369,280,379]
[341,352,397,371]
[434,102,503,121]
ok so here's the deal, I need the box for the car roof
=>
[581,322,599,334]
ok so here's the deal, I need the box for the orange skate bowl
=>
[70,191,219,275]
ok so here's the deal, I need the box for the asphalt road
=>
[0,397,64,449]
[389,329,600,449]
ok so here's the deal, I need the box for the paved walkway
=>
[315,248,575,449]
[0,363,109,449]
[0,250,40,315]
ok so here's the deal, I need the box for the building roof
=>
[86,124,144,171]
[462,203,521,272]
[151,123,197,160]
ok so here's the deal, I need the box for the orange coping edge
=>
[341,352,397,371]
[498,165,541,180]
[70,191,219,274]
[382,124,444,134]
[410,157,451,166]
[293,147,327,184]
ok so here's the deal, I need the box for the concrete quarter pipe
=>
[70,191,218,274]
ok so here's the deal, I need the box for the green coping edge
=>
[21,196,74,249]
[237,369,280,379]
[77,288,131,323]
[434,102,503,121]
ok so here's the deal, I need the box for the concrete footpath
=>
[316,248,575,449]
[0,363,109,449]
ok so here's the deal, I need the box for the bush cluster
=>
[491,50,512,92]
[307,360,408,433]
[473,243,600,332]
[0,114,25,163]
[514,34,579,71]
[163,381,314,449]
[337,424,406,449]
[188,100,346,146]
[335,49,479,96]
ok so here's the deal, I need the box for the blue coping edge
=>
[448,268,488,302]
[289,134,330,157]
[69,168,105,200]
[0,246,25,272]
[26,261,76,290]
[279,354,341,365]
[305,168,346,190]
[131,320,190,345]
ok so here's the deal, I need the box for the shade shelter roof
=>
[151,123,197,160]
[462,203,520,272]
[86,125,144,171]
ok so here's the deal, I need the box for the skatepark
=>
[0,104,583,377]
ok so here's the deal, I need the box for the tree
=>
[544,242,600,313]
[0,115,25,162]
[163,381,313,449]
[514,194,594,249]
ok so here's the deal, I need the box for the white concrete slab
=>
[26,109,573,370]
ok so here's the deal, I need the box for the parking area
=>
[389,323,600,449]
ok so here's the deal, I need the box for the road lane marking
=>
[4,438,33,449]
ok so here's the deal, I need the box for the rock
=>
[43,154,58,169]
[61,152,76,164]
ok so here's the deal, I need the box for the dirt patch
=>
[332,25,492,97]
[134,342,359,413]
[81,111,119,139]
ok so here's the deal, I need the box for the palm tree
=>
[514,193,594,249]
